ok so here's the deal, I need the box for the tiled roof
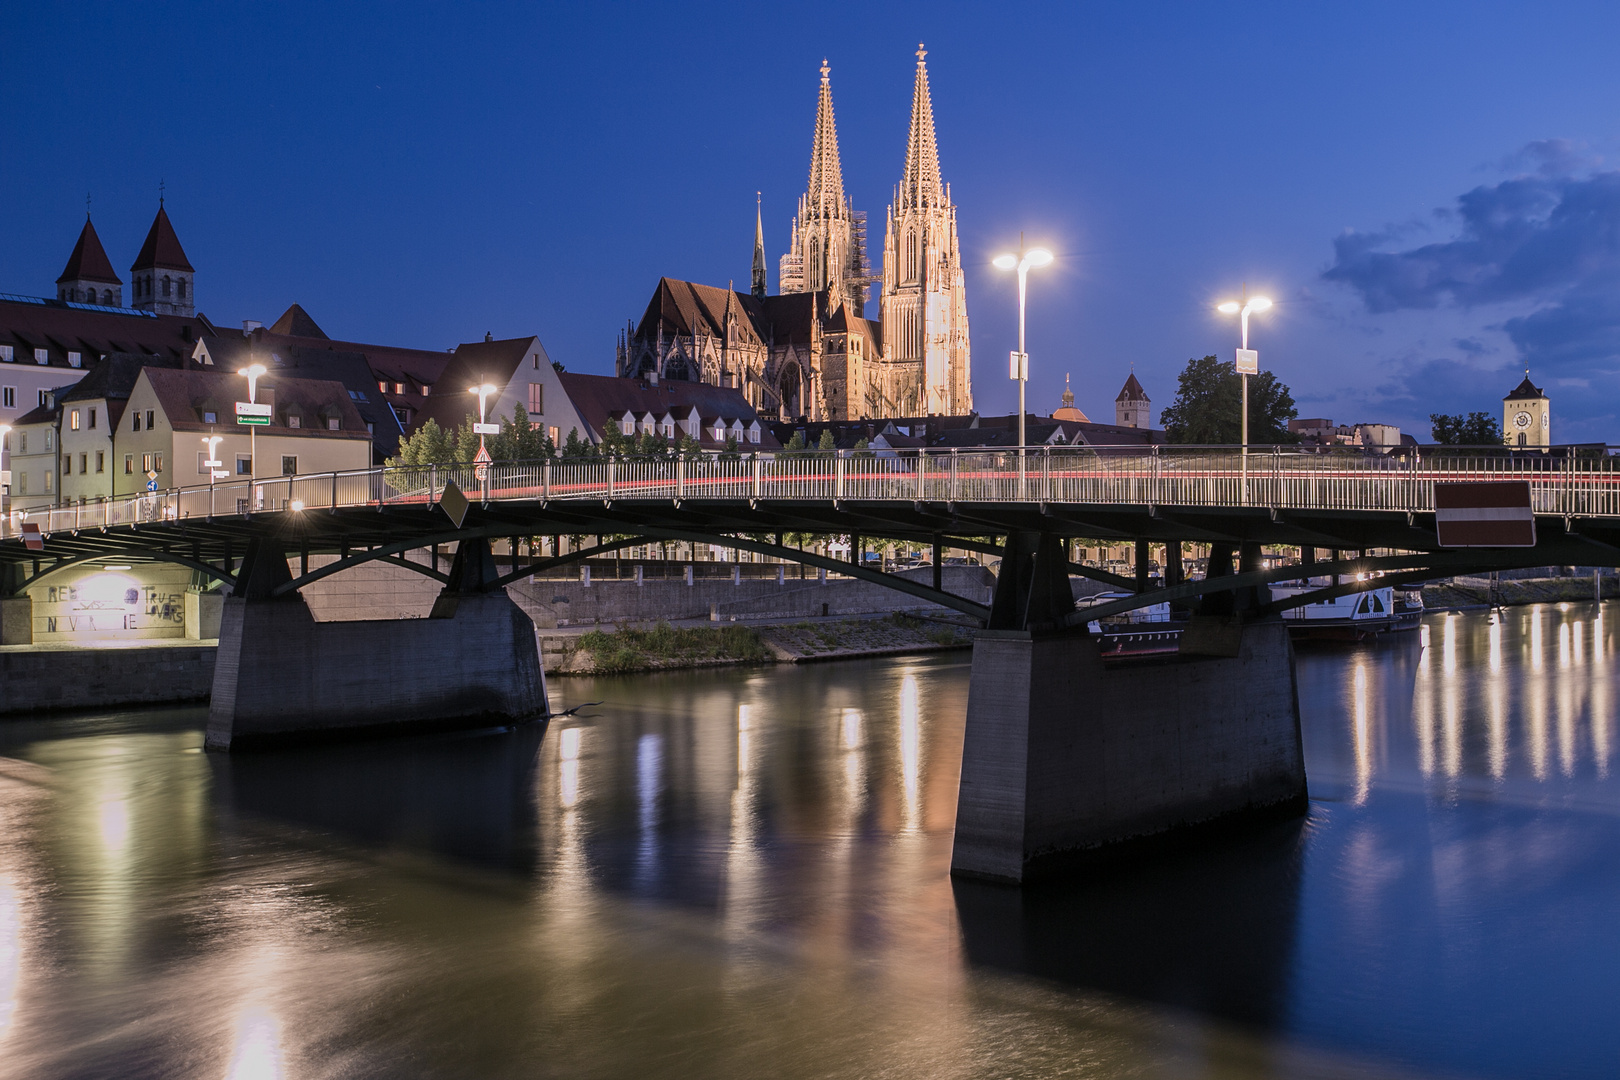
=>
[140,368,369,437]
[130,205,194,272]
[57,219,122,285]
[1116,372,1149,403]
[268,303,327,339]
[418,337,542,432]
[558,371,780,448]
[1504,375,1546,400]
[0,294,212,369]
[58,353,186,405]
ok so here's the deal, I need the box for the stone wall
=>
[0,642,215,715]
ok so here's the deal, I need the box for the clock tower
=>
[1503,372,1550,449]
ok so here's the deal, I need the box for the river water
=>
[1,604,1618,1078]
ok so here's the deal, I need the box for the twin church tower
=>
[619,47,971,421]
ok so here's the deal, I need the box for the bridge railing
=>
[6,445,1620,542]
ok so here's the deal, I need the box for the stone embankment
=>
[1424,573,1617,610]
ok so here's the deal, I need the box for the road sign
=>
[1235,348,1259,375]
[210,470,230,480]
[1435,481,1536,547]
[203,459,222,468]
[473,443,492,482]
[473,422,500,435]
[236,401,271,426]
[1008,351,1028,380]
[20,522,42,551]
[438,479,469,528]
[146,478,158,492]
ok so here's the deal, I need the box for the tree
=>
[1160,355,1298,444]
[817,429,837,451]
[784,431,807,452]
[1429,411,1501,445]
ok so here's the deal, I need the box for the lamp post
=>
[992,238,1053,496]
[202,435,223,518]
[469,383,498,502]
[1216,291,1272,448]
[237,364,267,510]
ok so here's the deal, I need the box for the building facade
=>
[618,47,971,422]
[1115,373,1150,428]
[1503,374,1550,448]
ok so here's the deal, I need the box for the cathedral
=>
[617,47,972,421]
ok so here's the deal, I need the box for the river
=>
[0,604,1617,1078]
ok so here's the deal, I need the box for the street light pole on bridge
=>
[993,237,1053,499]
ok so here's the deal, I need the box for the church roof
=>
[130,205,194,273]
[1116,372,1149,402]
[635,278,766,348]
[57,218,122,285]
[1504,375,1546,400]
[558,371,781,449]
[269,303,328,339]
[898,45,945,210]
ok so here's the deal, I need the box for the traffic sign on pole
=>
[1235,348,1259,375]
[474,444,492,482]
[473,422,500,436]
[1435,481,1536,547]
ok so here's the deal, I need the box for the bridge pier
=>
[206,537,546,751]
[951,533,1307,883]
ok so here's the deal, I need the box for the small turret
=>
[130,202,195,317]
[752,192,767,298]
[1115,371,1150,428]
[56,214,122,306]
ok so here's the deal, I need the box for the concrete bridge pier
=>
[206,537,547,751]
[951,532,1307,884]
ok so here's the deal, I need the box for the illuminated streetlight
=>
[202,435,224,517]
[992,238,1054,494]
[468,383,499,501]
[1215,291,1272,447]
[237,364,269,506]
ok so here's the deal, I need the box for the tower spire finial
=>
[752,191,767,298]
[917,42,927,62]
[159,178,165,206]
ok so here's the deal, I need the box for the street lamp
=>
[201,435,223,517]
[237,364,267,511]
[1215,293,1272,447]
[993,238,1053,497]
[469,383,498,502]
[468,383,498,450]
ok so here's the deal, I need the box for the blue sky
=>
[7,2,1620,440]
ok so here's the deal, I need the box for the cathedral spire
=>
[752,192,767,297]
[899,44,944,210]
[805,59,847,217]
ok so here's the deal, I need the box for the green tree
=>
[561,427,596,460]
[817,429,837,451]
[784,431,807,452]
[1160,354,1298,444]
[1429,411,1502,445]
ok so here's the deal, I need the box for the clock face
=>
[1513,411,1533,429]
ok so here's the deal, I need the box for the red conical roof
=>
[57,218,122,285]
[130,205,194,273]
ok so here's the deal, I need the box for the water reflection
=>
[2,614,1620,1077]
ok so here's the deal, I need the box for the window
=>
[124,454,133,475]
[69,410,80,431]
[79,452,87,474]
[281,456,297,475]
[102,290,113,305]
[153,453,163,473]
[236,455,252,475]
[378,380,388,393]
[132,413,142,432]
[287,414,301,429]
[1,387,13,408]
[43,430,51,451]
[327,417,339,431]
[63,455,71,476]
[16,433,25,454]
[197,452,209,474]
[548,426,559,444]
[177,279,186,299]
[43,470,52,493]
[528,382,543,415]
[34,348,48,365]
[88,407,96,429]
[37,390,48,407]
[203,411,216,424]
[533,353,540,370]
[394,382,404,394]
[145,410,154,429]
[161,276,171,298]
[142,453,152,473]
[68,351,82,368]
[95,451,103,473]
[16,473,24,495]
[0,346,12,362]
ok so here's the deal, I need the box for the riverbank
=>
[543,612,977,675]
[1423,574,1617,609]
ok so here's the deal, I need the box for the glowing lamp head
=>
[1217,301,1241,314]
[1025,248,1054,268]
[1249,296,1273,312]
[238,364,267,379]
[992,254,1017,270]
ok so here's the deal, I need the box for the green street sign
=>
[236,415,269,426]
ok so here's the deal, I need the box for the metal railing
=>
[5,445,1619,542]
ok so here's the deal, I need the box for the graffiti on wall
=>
[34,573,189,639]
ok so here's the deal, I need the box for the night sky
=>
[8,2,1620,440]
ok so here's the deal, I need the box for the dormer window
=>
[327,417,340,431]
[287,414,301,429]
[68,351,81,368]
[204,411,217,424]
[34,348,48,365]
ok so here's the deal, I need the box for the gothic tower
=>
[779,61,869,316]
[130,202,195,317]
[752,193,767,298]
[56,215,123,306]
[881,45,971,416]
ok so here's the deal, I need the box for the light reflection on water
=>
[0,607,1618,1077]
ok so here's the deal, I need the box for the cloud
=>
[1322,143,1620,428]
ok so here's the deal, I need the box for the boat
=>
[1075,591,1184,657]
[1268,578,1424,641]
